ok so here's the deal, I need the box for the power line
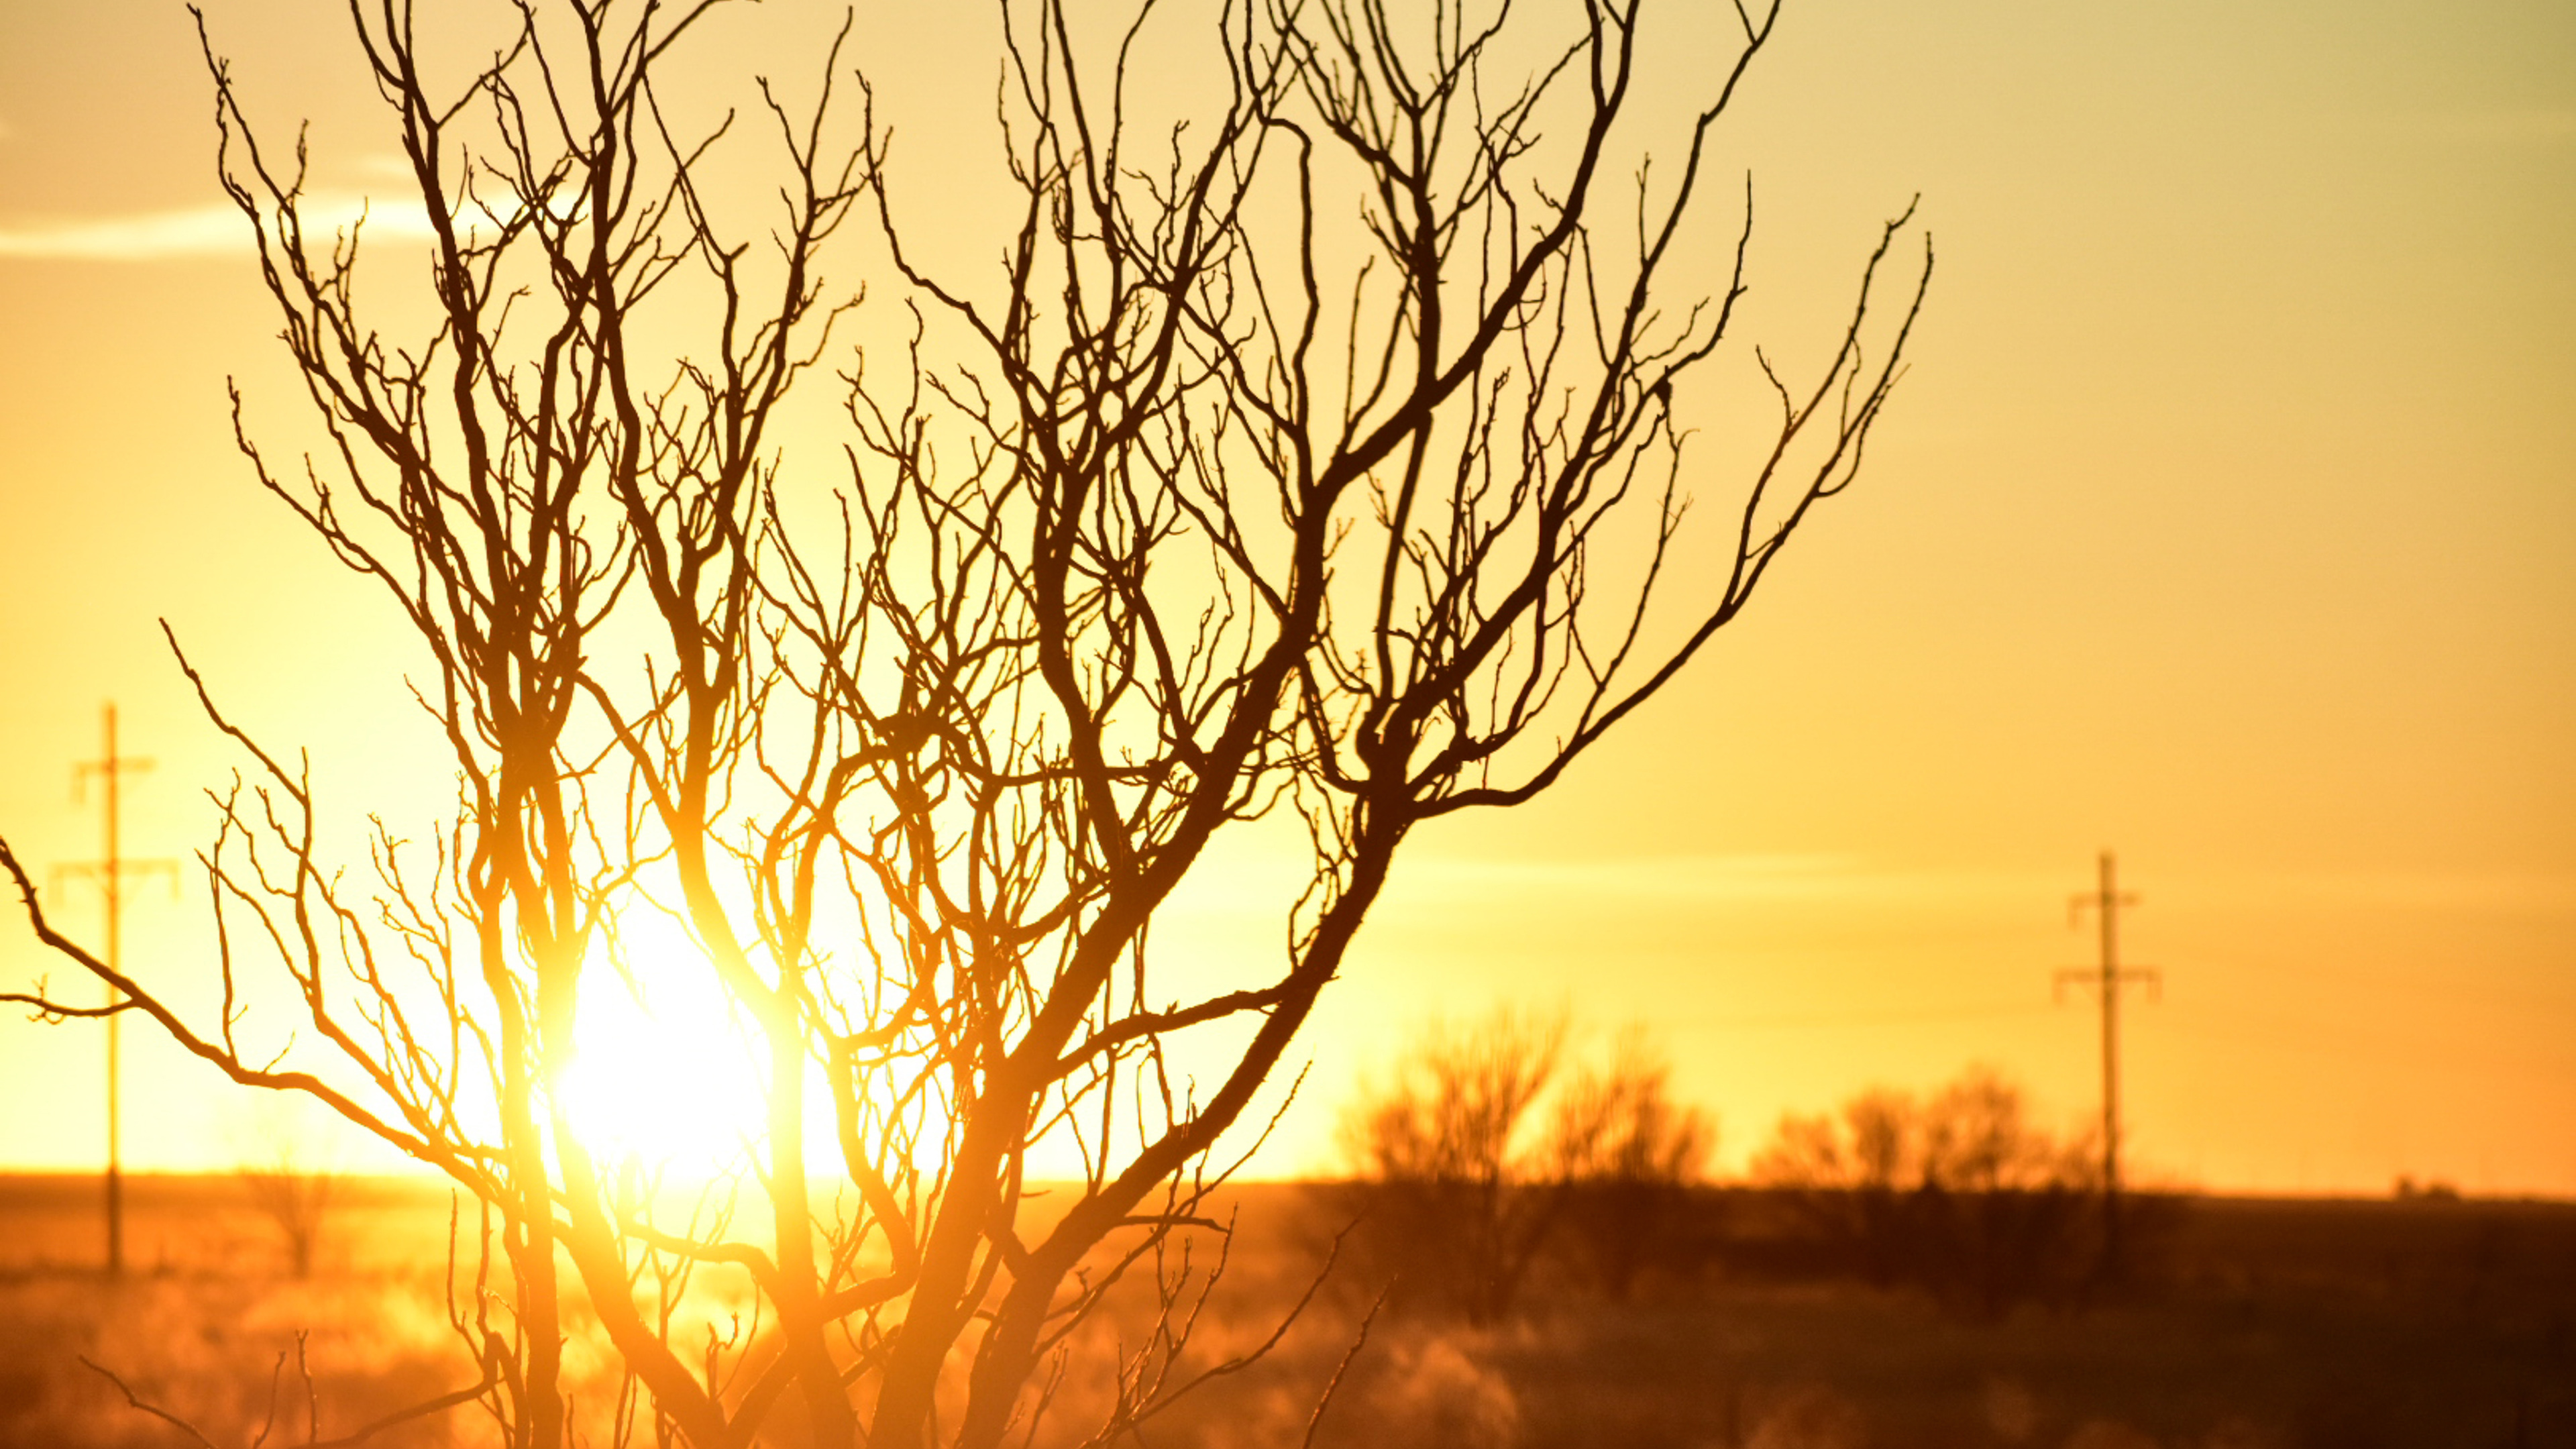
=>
[1684,1002,2056,1030]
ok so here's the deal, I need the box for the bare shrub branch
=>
[6,1,1928,1444]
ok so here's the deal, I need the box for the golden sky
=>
[1,0,2570,1195]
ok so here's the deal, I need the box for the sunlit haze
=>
[1,0,2569,1199]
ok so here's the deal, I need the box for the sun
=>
[556,911,771,1173]
[551,903,965,1185]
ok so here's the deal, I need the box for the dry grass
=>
[1,1177,2569,1448]
[0,1176,478,1447]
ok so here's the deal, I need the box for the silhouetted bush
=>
[1330,1010,1717,1320]
[1333,1006,1568,1322]
[231,1099,343,1279]
[1750,1066,2102,1316]
[1541,1028,1717,1302]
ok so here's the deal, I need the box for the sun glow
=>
[556,912,772,1173]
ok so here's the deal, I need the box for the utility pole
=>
[2056,850,2159,1281]
[58,703,176,1278]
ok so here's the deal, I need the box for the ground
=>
[1,1177,2569,1448]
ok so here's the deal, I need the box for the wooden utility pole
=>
[60,704,176,1277]
[2057,850,2159,1279]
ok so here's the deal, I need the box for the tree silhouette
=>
[1334,1011,1715,1318]
[1,1,1928,1444]
[1338,1005,1572,1322]
[1750,1067,2099,1316]
[1545,1027,1717,1301]
[233,1098,344,1281]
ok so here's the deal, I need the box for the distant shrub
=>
[1333,1005,1569,1322]
[231,1097,345,1280]
[1749,1065,2100,1316]
[2392,1175,2461,1201]
[1542,1028,1716,1302]
[1330,1009,1717,1321]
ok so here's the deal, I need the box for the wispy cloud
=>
[1386,855,2576,914]
[1389,853,2056,908]
[0,192,441,262]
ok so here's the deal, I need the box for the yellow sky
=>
[1,0,2570,1195]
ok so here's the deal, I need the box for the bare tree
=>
[1,0,1928,1444]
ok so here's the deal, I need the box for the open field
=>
[1,1176,2569,1448]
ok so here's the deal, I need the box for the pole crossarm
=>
[2053,965,2161,1000]
[52,857,183,895]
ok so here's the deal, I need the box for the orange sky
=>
[1,0,2570,1195]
